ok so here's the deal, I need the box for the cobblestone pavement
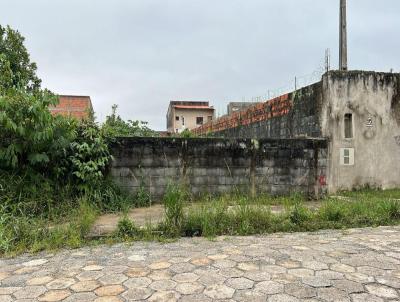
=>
[1,227,400,301]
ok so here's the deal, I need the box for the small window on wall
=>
[175,116,179,121]
[340,148,354,166]
[344,113,353,139]
[196,117,204,125]
[182,117,185,126]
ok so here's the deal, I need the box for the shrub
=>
[0,89,76,172]
[67,120,111,191]
[117,217,139,239]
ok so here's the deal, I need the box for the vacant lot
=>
[2,188,400,256]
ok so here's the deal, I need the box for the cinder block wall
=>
[193,82,323,139]
[110,137,328,201]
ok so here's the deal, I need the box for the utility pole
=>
[339,0,348,71]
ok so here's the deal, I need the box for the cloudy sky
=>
[1,0,399,130]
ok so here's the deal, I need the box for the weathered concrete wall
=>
[193,83,323,139]
[110,137,328,200]
[321,71,400,192]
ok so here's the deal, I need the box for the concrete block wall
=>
[193,83,323,139]
[110,137,328,201]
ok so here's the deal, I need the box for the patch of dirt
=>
[88,205,165,238]
[88,200,325,238]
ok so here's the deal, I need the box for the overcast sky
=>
[1,0,399,130]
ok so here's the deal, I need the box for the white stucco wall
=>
[320,71,400,192]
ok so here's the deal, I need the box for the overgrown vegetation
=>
[0,25,157,255]
[162,184,186,236]
[116,187,400,241]
[101,104,158,142]
[2,25,400,256]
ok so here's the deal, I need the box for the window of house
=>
[340,148,354,166]
[196,117,204,125]
[207,116,213,122]
[343,148,350,165]
[182,117,185,126]
[175,116,179,121]
[344,113,353,139]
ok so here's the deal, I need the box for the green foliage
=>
[178,190,400,238]
[288,202,311,225]
[0,90,112,192]
[68,121,111,189]
[0,199,98,255]
[182,198,273,237]
[85,179,135,213]
[0,25,41,93]
[319,200,345,222]
[101,104,158,141]
[163,184,186,236]
[0,24,155,255]
[117,217,139,239]
[382,200,400,220]
[178,129,196,138]
[136,183,151,207]
[0,90,76,171]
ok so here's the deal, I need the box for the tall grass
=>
[177,191,400,238]
[163,184,186,236]
[114,188,400,241]
[0,200,98,255]
[0,170,136,256]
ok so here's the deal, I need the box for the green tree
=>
[0,25,41,93]
[101,104,158,140]
[0,89,76,172]
[0,24,110,187]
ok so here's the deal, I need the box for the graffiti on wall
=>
[318,175,327,186]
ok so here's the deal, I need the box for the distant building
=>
[166,101,215,133]
[50,95,93,120]
[227,102,260,115]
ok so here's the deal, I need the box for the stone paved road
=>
[1,227,400,301]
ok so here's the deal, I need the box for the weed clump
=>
[163,184,186,236]
[117,217,139,239]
